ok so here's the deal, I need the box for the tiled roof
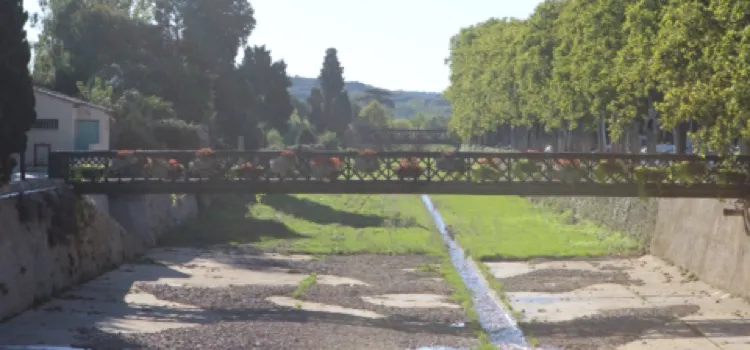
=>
[33,86,112,113]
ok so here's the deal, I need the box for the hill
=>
[289,76,451,119]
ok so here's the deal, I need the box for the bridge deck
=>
[49,150,750,197]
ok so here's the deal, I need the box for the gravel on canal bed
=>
[73,254,478,350]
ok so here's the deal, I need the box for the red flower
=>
[557,159,580,167]
[311,157,343,168]
[117,150,134,158]
[196,148,214,156]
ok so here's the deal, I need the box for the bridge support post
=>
[237,136,245,151]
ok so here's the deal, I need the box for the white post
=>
[237,136,245,151]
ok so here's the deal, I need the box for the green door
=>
[75,120,100,150]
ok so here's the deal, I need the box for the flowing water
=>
[420,195,529,350]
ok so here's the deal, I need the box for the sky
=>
[23,0,543,93]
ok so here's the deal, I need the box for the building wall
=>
[25,92,75,168]
[23,91,111,169]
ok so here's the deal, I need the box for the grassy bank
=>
[431,195,640,260]
[161,194,443,255]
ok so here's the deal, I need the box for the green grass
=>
[292,273,318,299]
[431,195,640,260]
[251,194,444,255]
[160,194,444,255]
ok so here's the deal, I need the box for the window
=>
[32,118,59,130]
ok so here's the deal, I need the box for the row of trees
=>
[32,0,435,154]
[444,0,750,154]
[0,0,450,187]
[33,0,292,150]
[0,0,37,185]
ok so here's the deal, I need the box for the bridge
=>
[48,149,750,197]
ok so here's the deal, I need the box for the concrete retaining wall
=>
[532,196,750,297]
[651,199,750,297]
[0,181,204,320]
[529,197,658,247]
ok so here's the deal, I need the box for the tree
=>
[0,0,37,184]
[329,91,353,134]
[359,100,391,128]
[319,48,345,107]
[180,0,255,72]
[237,46,294,134]
[444,0,750,154]
[610,0,666,152]
[307,87,325,132]
[317,48,351,133]
[445,18,526,142]
[31,0,269,150]
[390,118,413,129]
[296,127,317,145]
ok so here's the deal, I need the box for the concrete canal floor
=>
[2,250,749,349]
[0,247,477,350]
[487,255,750,349]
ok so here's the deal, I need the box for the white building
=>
[24,87,111,170]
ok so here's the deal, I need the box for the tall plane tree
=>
[0,0,37,184]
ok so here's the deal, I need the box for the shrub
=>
[317,131,340,150]
[296,127,317,145]
[266,129,285,148]
[152,119,202,149]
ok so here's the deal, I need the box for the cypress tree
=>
[317,48,347,133]
[0,0,37,184]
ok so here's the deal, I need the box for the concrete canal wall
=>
[0,180,206,320]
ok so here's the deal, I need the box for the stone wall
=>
[531,196,750,297]
[108,194,204,253]
[529,197,658,247]
[0,182,204,320]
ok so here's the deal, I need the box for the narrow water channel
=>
[420,195,528,350]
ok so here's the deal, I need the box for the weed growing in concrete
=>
[292,273,318,299]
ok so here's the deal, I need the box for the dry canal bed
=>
[0,248,477,349]
[4,193,749,349]
[0,195,485,349]
[489,256,750,349]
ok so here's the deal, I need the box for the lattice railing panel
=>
[48,150,750,197]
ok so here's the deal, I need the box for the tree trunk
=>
[646,100,658,153]
[674,122,687,154]
[598,113,607,152]
[627,121,641,153]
